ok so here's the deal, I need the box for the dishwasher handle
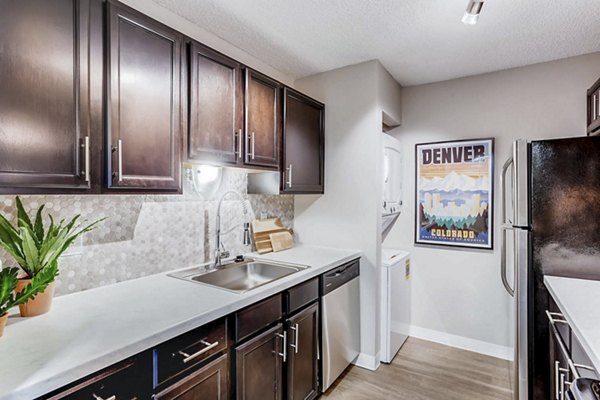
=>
[321,259,360,295]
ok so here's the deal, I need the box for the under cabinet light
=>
[462,0,484,25]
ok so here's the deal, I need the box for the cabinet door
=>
[550,322,572,400]
[244,69,281,169]
[188,42,243,165]
[0,0,97,191]
[236,324,284,400]
[155,354,229,400]
[106,2,182,191]
[281,88,324,194]
[287,303,319,400]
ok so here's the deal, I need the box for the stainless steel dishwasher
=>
[321,259,360,391]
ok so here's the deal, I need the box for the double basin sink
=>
[168,258,308,293]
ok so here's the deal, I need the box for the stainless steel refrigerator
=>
[501,137,600,400]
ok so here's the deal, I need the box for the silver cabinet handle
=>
[117,139,123,182]
[555,361,560,400]
[251,132,255,159]
[238,129,242,159]
[232,130,237,155]
[286,164,293,188]
[546,310,568,325]
[178,339,219,364]
[81,136,90,182]
[276,331,287,362]
[560,373,565,400]
[290,323,299,354]
[92,395,116,400]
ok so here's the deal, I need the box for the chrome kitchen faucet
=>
[214,190,252,268]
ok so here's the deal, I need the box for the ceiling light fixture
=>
[462,0,484,25]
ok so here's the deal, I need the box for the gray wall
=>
[384,52,600,356]
[295,60,402,369]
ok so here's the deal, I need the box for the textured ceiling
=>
[152,0,600,86]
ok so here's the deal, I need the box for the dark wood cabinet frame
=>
[281,88,325,194]
[587,76,600,136]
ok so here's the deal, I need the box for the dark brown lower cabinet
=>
[155,354,229,400]
[286,303,319,400]
[236,323,284,400]
[44,356,149,399]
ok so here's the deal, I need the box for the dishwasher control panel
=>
[321,259,360,295]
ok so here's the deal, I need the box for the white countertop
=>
[544,276,600,373]
[0,245,360,400]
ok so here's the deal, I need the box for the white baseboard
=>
[353,351,381,371]
[409,325,513,361]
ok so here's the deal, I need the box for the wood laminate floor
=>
[322,338,513,400]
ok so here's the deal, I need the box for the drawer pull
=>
[276,331,287,362]
[178,340,219,364]
[546,310,568,325]
[290,323,299,354]
[92,395,116,400]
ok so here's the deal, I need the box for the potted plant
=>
[0,266,57,336]
[0,197,103,317]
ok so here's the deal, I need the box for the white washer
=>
[380,248,411,363]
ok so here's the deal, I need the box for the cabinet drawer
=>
[236,294,282,342]
[47,356,147,399]
[154,317,228,387]
[285,278,319,315]
[155,354,229,400]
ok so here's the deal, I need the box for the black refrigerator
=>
[501,136,600,400]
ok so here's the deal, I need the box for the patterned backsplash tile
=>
[0,169,293,296]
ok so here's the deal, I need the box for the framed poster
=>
[415,138,494,249]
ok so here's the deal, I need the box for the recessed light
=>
[462,0,484,25]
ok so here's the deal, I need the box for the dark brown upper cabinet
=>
[0,0,103,193]
[587,77,600,136]
[188,42,244,166]
[106,1,182,191]
[244,69,281,169]
[281,88,325,194]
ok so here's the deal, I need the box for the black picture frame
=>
[414,137,495,250]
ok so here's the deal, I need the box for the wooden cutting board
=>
[270,231,294,252]
[252,218,291,254]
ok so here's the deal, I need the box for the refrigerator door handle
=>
[501,156,514,225]
[501,224,516,297]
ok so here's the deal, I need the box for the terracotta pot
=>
[15,279,56,317]
[0,313,7,337]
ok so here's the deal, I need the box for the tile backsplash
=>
[0,170,293,296]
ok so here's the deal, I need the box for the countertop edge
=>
[4,247,361,400]
[544,276,600,373]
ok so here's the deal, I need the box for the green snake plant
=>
[0,196,104,281]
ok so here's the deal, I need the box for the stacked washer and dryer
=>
[380,133,411,363]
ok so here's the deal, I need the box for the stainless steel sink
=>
[168,259,308,293]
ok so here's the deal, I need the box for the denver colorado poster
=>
[415,138,494,249]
